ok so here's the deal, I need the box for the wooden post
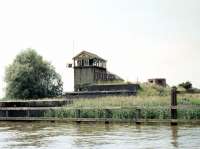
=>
[105,109,111,124]
[171,87,177,125]
[6,110,8,117]
[76,109,81,123]
[135,108,141,124]
[76,109,81,118]
[27,110,30,117]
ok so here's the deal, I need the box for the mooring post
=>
[171,87,177,125]
[6,110,8,117]
[135,108,141,124]
[76,109,81,118]
[76,109,81,123]
[105,109,111,124]
[27,110,30,117]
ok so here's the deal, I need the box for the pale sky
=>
[0,0,200,98]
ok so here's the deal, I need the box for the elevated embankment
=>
[66,84,139,99]
[65,90,136,99]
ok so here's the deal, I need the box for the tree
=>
[179,81,192,90]
[5,49,63,99]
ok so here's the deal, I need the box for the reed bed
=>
[45,84,200,120]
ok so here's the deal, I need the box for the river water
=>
[0,122,199,149]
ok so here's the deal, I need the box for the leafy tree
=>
[179,81,192,90]
[5,49,63,99]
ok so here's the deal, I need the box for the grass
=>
[65,96,170,108]
[45,83,200,120]
[178,93,200,105]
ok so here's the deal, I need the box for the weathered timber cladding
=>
[8,110,27,117]
[74,66,106,91]
[72,51,124,91]
[0,111,7,117]
[0,110,46,117]
[0,99,71,107]
[29,110,45,117]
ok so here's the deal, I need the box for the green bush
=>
[5,49,63,99]
[179,81,192,90]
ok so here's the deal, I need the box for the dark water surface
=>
[0,122,199,149]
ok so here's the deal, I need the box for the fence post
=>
[76,109,81,118]
[76,109,81,123]
[135,108,141,124]
[105,109,112,124]
[171,87,177,125]
[27,110,30,117]
[6,110,8,117]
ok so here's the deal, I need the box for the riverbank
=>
[1,84,200,122]
[44,96,200,120]
[45,84,200,121]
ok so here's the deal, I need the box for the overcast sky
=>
[0,0,200,98]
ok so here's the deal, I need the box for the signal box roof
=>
[73,51,106,62]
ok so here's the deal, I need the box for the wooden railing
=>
[170,87,200,125]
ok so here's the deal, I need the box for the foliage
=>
[45,97,200,120]
[45,88,200,120]
[4,49,63,99]
[65,96,170,108]
[138,83,170,96]
[44,82,200,120]
[45,95,171,119]
[179,81,192,90]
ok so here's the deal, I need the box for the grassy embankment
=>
[45,84,200,120]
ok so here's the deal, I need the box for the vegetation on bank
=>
[45,84,200,120]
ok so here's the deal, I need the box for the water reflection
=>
[171,125,178,148]
[0,122,199,149]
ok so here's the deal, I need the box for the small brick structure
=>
[148,78,167,87]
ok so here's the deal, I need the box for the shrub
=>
[5,49,63,99]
